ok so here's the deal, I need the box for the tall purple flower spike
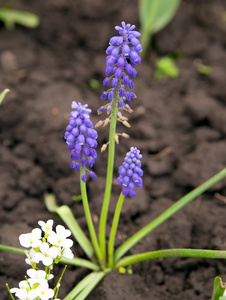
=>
[100,21,142,111]
[117,147,143,197]
[64,101,98,182]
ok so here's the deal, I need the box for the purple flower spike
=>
[65,101,98,180]
[99,21,142,112]
[117,147,143,197]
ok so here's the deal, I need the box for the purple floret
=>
[99,21,142,111]
[65,101,97,181]
[117,147,143,197]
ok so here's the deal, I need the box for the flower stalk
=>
[80,169,105,268]
[108,192,125,268]
[99,85,119,260]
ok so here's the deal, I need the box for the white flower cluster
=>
[10,220,74,300]
[19,219,74,267]
[10,269,55,300]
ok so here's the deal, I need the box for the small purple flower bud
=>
[66,125,73,132]
[97,106,105,114]
[107,56,116,67]
[117,56,125,67]
[87,128,98,138]
[115,68,122,79]
[130,68,137,77]
[119,166,126,176]
[72,127,79,137]
[105,66,113,75]
[131,37,140,47]
[66,134,74,144]
[86,137,96,148]
[75,118,82,126]
[125,63,133,75]
[122,44,130,56]
[75,142,82,151]
[75,162,81,170]
[122,187,129,196]
[90,149,97,158]
[68,143,74,150]
[90,171,97,179]
[111,47,120,58]
[87,156,95,167]
[103,77,110,86]
[107,105,112,115]
[75,151,80,160]
[129,190,136,197]
[123,75,130,85]
[127,169,133,177]
[117,176,124,185]
[83,146,90,156]
[78,134,85,145]
[106,45,114,54]
[120,87,125,97]
[84,119,93,128]
[64,131,70,139]
[81,174,86,182]
[134,44,142,52]
[131,30,141,38]
[80,124,87,133]
[108,90,114,101]
[81,157,86,166]
[129,80,134,89]
[110,36,123,45]
[69,118,76,126]
[100,91,107,100]
[111,78,118,88]
[119,99,124,108]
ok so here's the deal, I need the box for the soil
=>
[1,0,226,299]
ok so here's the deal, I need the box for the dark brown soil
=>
[1,0,226,299]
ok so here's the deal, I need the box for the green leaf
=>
[44,193,94,259]
[139,0,181,55]
[0,89,10,105]
[212,276,226,300]
[0,8,39,30]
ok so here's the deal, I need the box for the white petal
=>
[40,242,49,253]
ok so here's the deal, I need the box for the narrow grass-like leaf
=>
[0,89,10,105]
[44,193,94,259]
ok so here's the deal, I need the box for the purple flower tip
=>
[117,147,143,197]
[99,21,142,111]
[65,101,98,180]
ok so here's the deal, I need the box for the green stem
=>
[63,272,105,300]
[0,244,99,271]
[99,86,119,260]
[114,168,226,263]
[115,249,226,268]
[6,284,15,300]
[80,169,105,269]
[0,244,24,255]
[108,192,125,268]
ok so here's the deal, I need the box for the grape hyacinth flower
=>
[117,147,143,197]
[100,21,142,111]
[65,101,98,182]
